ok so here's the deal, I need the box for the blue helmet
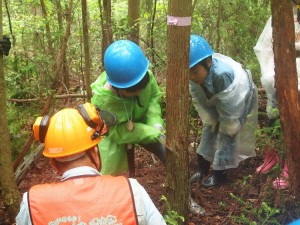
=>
[189,35,214,68]
[289,219,300,225]
[104,40,150,88]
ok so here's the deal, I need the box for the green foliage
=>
[192,0,270,85]
[235,174,253,187]
[0,0,275,166]
[230,193,281,225]
[255,116,285,156]
[161,195,185,225]
[7,103,39,159]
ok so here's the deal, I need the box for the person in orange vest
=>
[16,103,166,225]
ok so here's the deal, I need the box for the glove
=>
[140,141,166,163]
[219,119,241,137]
[153,124,163,132]
[0,35,11,56]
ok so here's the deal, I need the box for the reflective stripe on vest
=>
[28,175,138,225]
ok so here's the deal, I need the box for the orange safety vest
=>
[28,175,138,225]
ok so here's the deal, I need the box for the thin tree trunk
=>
[216,0,222,51]
[81,0,92,101]
[128,0,140,44]
[150,0,157,69]
[54,0,73,88]
[40,0,54,56]
[145,0,152,49]
[98,0,113,66]
[166,0,192,220]
[271,0,300,199]
[56,0,70,89]
[0,0,21,219]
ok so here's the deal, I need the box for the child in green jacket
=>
[91,40,165,176]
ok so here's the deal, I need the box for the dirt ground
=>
[0,146,294,225]
[1,94,299,225]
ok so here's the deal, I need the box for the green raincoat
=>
[91,70,163,175]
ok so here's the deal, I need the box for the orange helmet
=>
[33,103,108,158]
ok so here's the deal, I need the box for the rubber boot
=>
[256,147,279,174]
[201,170,228,188]
[189,154,210,183]
[273,159,289,189]
[140,142,166,163]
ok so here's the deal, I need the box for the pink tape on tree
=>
[167,15,192,26]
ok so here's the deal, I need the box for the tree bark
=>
[166,0,192,220]
[40,0,54,56]
[81,0,92,101]
[216,0,222,51]
[128,0,140,44]
[150,0,157,69]
[54,0,73,89]
[0,0,21,219]
[271,0,300,199]
[56,0,70,88]
[98,0,113,65]
[145,0,152,49]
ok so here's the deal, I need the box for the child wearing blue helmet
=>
[189,35,257,187]
[91,40,165,176]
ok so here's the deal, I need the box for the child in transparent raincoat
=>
[253,2,300,189]
[189,35,257,188]
[91,40,165,176]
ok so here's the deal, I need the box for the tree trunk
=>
[150,0,157,69]
[56,0,70,89]
[0,0,21,219]
[81,0,92,101]
[54,0,73,89]
[98,0,113,66]
[166,0,192,220]
[271,0,300,199]
[128,0,140,44]
[40,0,54,57]
[145,0,152,49]
[216,0,222,51]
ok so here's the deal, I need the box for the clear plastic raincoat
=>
[91,71,163,175]
[254,15,300,119]
[190,53,257,170]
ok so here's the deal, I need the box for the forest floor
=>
[1,93,300,225]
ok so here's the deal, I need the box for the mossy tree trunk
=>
[0,0,21,219]
[271,0,300,199]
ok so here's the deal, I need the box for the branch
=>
[4,0,15,46]
[8,93,87,103]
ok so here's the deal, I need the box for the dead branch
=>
[8,93,86,103]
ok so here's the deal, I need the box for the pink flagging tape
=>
[167,15,192,26]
